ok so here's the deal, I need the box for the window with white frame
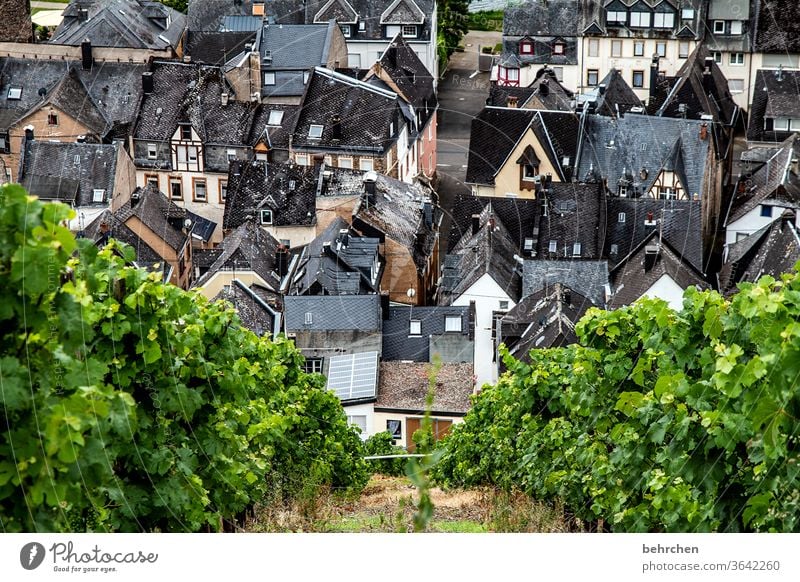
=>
[773,117,790,130]
[226,149,236,161]
[402,25,417,37]
[606,9,626,24]
[220,180,227,200]
[260,209,273,224]
[653,12,674,28]
[147,143,157,159]
[295,153,309,166]
[304,312,313,325]
[409,320,421,335]
[553,42,564,55]
[92,189,105,203]
[728,79,744,93]
[712,51,722,63]
[549,240,557,253]
[520,40,533,54]
[730,20,743,35]
[611,40,622,57]
[7,86,21,100]
[264,72,276,85]
[681,8,694,20]
[679,42,690,58]
[193,179,207,201]
[588,38,599,57]
[340,25,351,38]
[347,415,367,433]
[303,357,323,374]
[338,157,353,169]
[713,20,725,34]
[308,124,324,139]
[267,110,284,125]
[445,315,462,332]
[358,21,366,31]
[618,212,626,223]
[499,300,509,311]
[187,146,198,163]
[730,52,744,65]
[572,242,582,256]
[359,158,374,172]
[170,178,182,200]
[629,11,650,27]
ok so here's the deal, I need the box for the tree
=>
[0,184,368,532]
[437,0,470,67]
[158,0,187,13]
[436,271,800,532]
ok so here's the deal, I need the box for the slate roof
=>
[82,208,167,276]
[248,103,300,150]
[382,305,471,362]
[446,192,540,253]
[605,197,704,272]
[52,0,185,50]
[488,68,573,111]
[185,31,256,65]
[289,216,381,295]
[214,280,279,337]
[441,208,523,303]
[292,67,404,152]
[114,185,190,252]
[503,0,580,37]
[223,160,317,230]
[352,174,438,272]
[466,107,580,185]
[133,61,258,145]
[501,282,592,360]
[754,0,800,54]
[187,0,255,32]
[726,135,800,225]
[608,231,709,309]
[747,68,800,144]
[266,0,436,43]
[649,46,738,127]
[587,69,643,118]
[194,219,283,289]
[576,114,712,203]
[375,362,474,414]
[0,58,146,139]
[539,182,606,259]
[284,293,381,331]
[522,259,609,307]
[366,34,437,128]
[19,140,120,208]
[718,211,800,296]
[261,23,336,69]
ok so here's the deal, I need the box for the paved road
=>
[436,30,500,184]
[31,1,67,8]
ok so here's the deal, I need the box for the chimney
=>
[562,287,571,306]
[81,39,93,71]
[471,213,480,235]
[142,71,154,94]
[331,114,342,141]
[699,122,708,141]
[645,211,656,226]
[130,190,142,209]
[380,292,390,320]
[24,125,34,141]
[598,83,606,96]
[649,54,660,102]
[387,45,397,67]
[423,201,433,229]
[221,92,229,106]
[539,78,550,96]
[644,244,660,271]
[276,244,290,277]
[363,171,378,205]
[312,153,325,172]
[507,95,518,108]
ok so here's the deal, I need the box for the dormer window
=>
[606,9,626,24]
[147,143,157,159]
[498,66,520,87]
[6,86,21,100]
[409,320,421,335]
[630,10,650,27]
[180,125,191,141]
[713,20,725,34]
[653,11,674,28]
[553,42,565,55]
[520,40,533,55]
[402,25,417,38]
[267,110,284,126]
[92,189,105,203]
[47,112,59,126]
[341,25,351,38]
[523,163,538,180]
[264,72,276,85]
[445,315,462,332]
[260,209,273,225]
[681,8,695,20]
[308,124,324,139]
[359,21,366,31]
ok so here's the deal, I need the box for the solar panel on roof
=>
[326,351,378,401]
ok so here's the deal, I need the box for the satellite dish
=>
[184,218,192,229]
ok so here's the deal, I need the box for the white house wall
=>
[725,204,790,247]
[341,401,376,440]
[345,39,437,81]
[640,273,686,312]
[452,273,515,388]
[372,411,464,448]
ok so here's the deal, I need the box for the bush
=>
[364,432,406,476]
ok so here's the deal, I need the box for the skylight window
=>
[308,124,324,139]
[92,189,106,203]
[267,110,284,126]
[7,87,22,100]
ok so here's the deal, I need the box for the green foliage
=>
[364,432,406,476]
[466,10,504,32]
[435,274,800,532]
[157,0,187,13]
[437,0,470,70]
[0,184,368,532]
